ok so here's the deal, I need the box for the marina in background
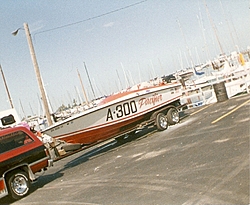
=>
[1,47,250,132]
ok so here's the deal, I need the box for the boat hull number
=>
[106,101,137,121]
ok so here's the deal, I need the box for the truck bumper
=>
[0,178,8,199]
[48,159,53,167]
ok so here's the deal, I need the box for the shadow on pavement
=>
[0,127,156,205]
[63,126,156,170]
[1,110,189,204]
[62,110,189,170]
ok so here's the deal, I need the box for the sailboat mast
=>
[0,64,14,109]
[121,62,130,88]
[203,0,224,54]
[83,62,96,99]
[218,0,238,51]
[75,86,83,105]
[197,10,211,60]
[19,99,26,119]
[77,69,89,107]
[177,19,195,67]
[116,69,123,91]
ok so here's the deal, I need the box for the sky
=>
[0,0,249,118]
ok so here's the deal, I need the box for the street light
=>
[12,23,53,126]
[11,27,24,36]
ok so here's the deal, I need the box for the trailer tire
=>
[6,170,30,200]
[166,108,179,125]
[155,113,168,131]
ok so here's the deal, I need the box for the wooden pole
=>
[23,23,53,126]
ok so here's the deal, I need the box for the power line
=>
[34,0,148,36]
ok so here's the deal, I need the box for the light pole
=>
[12,23,53,126]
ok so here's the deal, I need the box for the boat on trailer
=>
[42,81,183,146]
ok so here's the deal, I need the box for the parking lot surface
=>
[3,94,250,205]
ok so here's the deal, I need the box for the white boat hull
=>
[43,83,182,144]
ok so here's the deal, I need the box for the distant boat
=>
[180,51,250,108]
[43,80,183,146]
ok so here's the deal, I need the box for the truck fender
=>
[3,164,36,181]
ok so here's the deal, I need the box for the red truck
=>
[0,126,53,200]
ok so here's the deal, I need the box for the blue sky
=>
[0,0,249,118]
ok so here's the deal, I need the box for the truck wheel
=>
[6,170,30,200]
[155,113,168,131]
[166,108,179,125]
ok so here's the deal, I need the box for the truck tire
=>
[166,108,179,125]
[155,113,168,131]
[6,170,30,200]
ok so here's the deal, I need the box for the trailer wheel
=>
[6,170,30,200]
[155,113,168,131]
[166,108,179,125]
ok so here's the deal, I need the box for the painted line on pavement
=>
[211,99,250,124]
[190,104,213,116]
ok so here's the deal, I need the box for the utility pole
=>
[23,23,53,126]
[0,64,14,109]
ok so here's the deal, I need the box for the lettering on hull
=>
[50,121,74,132]
[138,93,162,108]
[106,100,137,121]
[105,93,163,122]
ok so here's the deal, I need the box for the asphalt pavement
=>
[3,93,250,205]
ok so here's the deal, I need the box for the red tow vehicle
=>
[0,126,53,200]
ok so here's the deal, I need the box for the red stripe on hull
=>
[56,115,145,144]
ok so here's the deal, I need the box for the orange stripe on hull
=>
[57,115,145,144]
